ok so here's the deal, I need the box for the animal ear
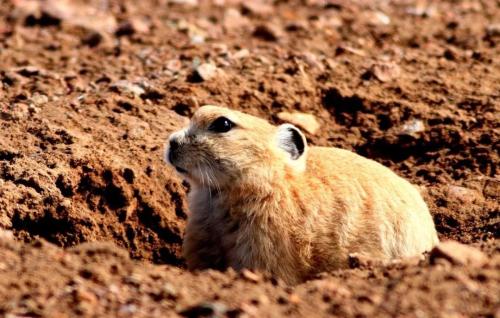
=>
[276,124,307,160]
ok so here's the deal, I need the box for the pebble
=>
[111,80,145,97]
[336,45,366,57]
[231,48,250,60]
[486,24,500,37]
[127,118,150,139]
[165,59,182,73]
[406,2,436,17]
[179,302,227,318]
[193,63,218,81]
[241,269,260,283]
[302,52,324,71]
[430,240,488,267]
[223,8,250,30]
[28,104,41,114]
[253,23,283,41]
[16,66,41,77]
[9,103,30,120]
[277,111,320,135]
[116,17,150,36]
[399,119,425,135]
[369,62,401,82]
[119,304,137,315]
[482,179,499,199]
[30,93,49,105]
[242,2,274,16]
[161,283,179,300]
[446,185,484,204]
[177,20,207,44]
[366,11,391,26]
[169,0,198,5]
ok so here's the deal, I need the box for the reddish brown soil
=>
[0,0,499,317]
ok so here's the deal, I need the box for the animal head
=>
[164,105,308,189]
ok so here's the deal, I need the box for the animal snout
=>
[168,139,180,164]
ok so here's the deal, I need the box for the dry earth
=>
[0,0,499,317]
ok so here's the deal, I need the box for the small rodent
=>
[165,105,439,284]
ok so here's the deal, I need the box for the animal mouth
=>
[175,166,188,174]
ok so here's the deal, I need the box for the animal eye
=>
[208,117,234,133]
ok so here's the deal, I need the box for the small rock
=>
[111,80,145,97]
[179,302,227,318]
[406,1,436,17]
[238,303,258,316]
[242,2,274,16]
[60,199,72,209]
[193,63,218,81]
[285,20,308,32]
[29,103,41,114]
[366,11,391,26]
[231,48,250,60]
[177,20,207,44]
[160,283,178,300]
[75,288,97,304]
[16,66,41,77]
[190,34,205,45]
[313,15,343,29]
[430,240,488,267]
[368,62,401,82]
[8,103,30,120]
[127,118,150,139]
[119,304,137,315]
[15,0,118,34]
[302,52,324,71]
[115,17,150,36]
[30,93,49,105]
[169,0,198,5]
[483,179,499,199]
[212,43,229,56]
[399,119,425,136]
[165,59,182,73]
[446,185,484,204]
[223,8,250,30]
[241,269,260,283]
[336,45,366,57]
[277,111,320,135]
[486,24,500,37]
[253,23,283,41]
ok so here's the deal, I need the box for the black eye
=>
[208,117,234,133]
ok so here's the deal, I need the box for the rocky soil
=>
[0,0,498,317]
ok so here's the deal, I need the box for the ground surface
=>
[0,0,499,317]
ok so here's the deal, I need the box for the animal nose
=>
[169,139,180,152]
[168,139,180,163]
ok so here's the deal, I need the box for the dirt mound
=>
[0,231,498,317]
[0,0,499,316]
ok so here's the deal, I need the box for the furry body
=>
[165,105,439,284]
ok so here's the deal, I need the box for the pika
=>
[165,105,438,284]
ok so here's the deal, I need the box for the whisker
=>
[206,161,222,198]
[204,169,213,206]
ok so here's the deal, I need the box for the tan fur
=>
[164,105,439,284]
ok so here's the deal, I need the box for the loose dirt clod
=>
[430,240,488,267]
